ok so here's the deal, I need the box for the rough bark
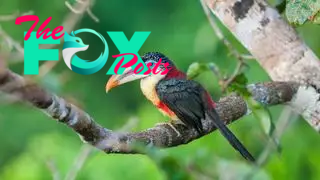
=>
[0,68,302,153]
[205,0,320,131]
[0,0,319,154]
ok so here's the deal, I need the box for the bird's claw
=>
[156,122,181,137]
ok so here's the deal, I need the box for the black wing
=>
[156,79,206,133]
[206,108,255,162]
[156,78,255,162]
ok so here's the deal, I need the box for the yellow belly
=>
[140,76,161,106]
[140,77,179,120]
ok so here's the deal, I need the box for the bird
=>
[106,52,255,162]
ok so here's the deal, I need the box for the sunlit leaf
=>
[227,73,250,96]
[187,62,218,79]
[187,62,207,79]
[286,0,320,25]
[246,97,281,152]
[247,97,274,136]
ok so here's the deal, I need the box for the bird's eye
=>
[146,60,157,66]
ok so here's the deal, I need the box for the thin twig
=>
[256,106,297,166]
[64,145,93,180]
[46,159,61,180]
[0,27,24,55]
[38,53,62,77]
[0,67,303,153]
[117,117,139,132]
[220,60,245,91]
[200,0,253,92]
[65,1,83,14]
[243,107,296,179]
[86,8,100,23]
[64,117,139,180]
[38,0,99,74]
[0,11,33,22]
[65,0,99,23]
[1,0,99,68]
[0,12,29,62]
[208,63,223,80]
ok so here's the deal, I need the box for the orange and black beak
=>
[106,67,148,93]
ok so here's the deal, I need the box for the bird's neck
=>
[140,73,165,107]
[164,67,186,80]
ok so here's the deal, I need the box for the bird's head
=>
[106,52,175,92]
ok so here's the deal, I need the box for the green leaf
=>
[276,0,287,14]
[247,97,274,136]
[232,73,248,86]
[227,72,274,136]
[227,73,250,97]
[186,62,212,79]
[313,11,320,24]
[286,0,320,25]
[245,97,281,152]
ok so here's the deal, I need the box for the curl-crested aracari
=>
[106,52,255,162]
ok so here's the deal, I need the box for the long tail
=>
[207,109,255,162]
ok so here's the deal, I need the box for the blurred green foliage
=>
[0,0,320,179]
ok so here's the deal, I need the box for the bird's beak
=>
[106,67,148,93]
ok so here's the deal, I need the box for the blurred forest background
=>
[0,0,320,179]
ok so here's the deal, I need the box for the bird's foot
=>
[155,122,181,137]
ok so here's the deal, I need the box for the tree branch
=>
[0,11,33,22]
[203,0,320,131]
[0,0,319,153]
[0,66,309,153]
